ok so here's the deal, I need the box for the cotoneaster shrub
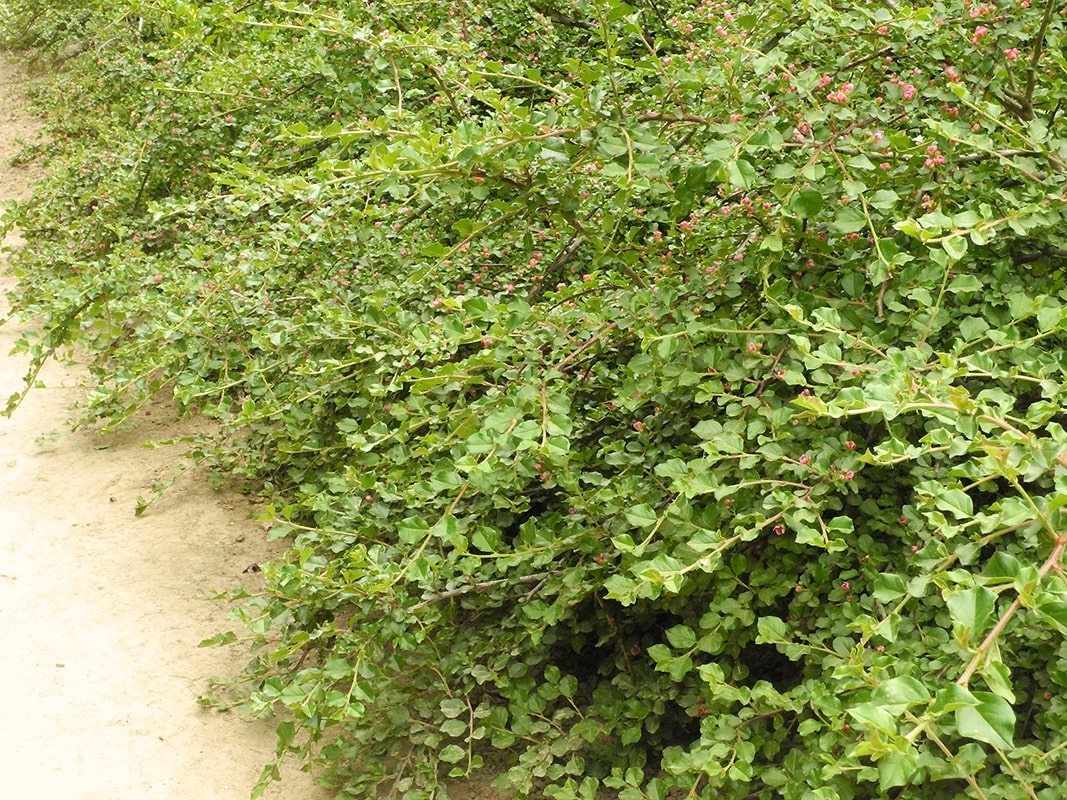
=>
[4,1,1067,798]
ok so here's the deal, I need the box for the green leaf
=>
[981,552,1022,586]
[441,718,468,737]
[867,257,889,285]
[935,488,973,519]
[789,188,824,219]
[872,612,900,643]
[895,218,924,240]
[872,573,907,603]
[625,504,659,528]
[872,676,930,708]
[946,586,997,646]
[1036,302,1062,332]
[842,179,866,198]
[993,497,1034,527]
[440,697,467,718]
[604,574,639,605]
[756,616,790,643]
[439,744,467,764]
[848,702,897,734]
[727,158,757,189]
[980,660,1016,703]
[955,692,1015,749]
[1035,591,1067,635]
[826,516,854,537]
[869,189,899,209]
[947,274,982,293]
[397,516,430,544]
[665,625,696,650]
[831,207,867,233]
[879,750,920,791]
[198,631,238,647]
[942,236,968,260]
[760,233,783,252]
[322,658,352,680]
[958,316,988,341]
[931,684,980,714]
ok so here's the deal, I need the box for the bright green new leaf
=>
[942,236,968,260]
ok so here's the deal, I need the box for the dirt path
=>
[0,56,331,800]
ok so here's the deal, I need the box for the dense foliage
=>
[4,0,1067,797]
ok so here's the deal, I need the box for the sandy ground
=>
[0,56,333,800]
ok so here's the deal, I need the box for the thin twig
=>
[411,570,563,610]
[555,324,619,373]
[1022,0,1057,119]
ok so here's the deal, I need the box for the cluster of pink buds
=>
[827,82,855,104]
[924,144,946,169]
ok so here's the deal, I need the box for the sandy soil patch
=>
[0,53,332,800]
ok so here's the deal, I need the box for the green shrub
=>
[4,1,1067,798]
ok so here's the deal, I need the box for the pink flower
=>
[1004,48,1020,61]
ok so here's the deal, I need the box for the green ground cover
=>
[3,1,1067,797]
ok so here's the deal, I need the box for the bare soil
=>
[0,55,332,800]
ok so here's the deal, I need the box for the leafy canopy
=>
[4,0,1067,798]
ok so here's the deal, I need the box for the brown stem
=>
[410,570,563,610]
[839,46,894,73]
[956,533,1067,687]
[424,62,463,121]
[638,112,715,125]
[1021,0,1058,120]
[555,324,619,372]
